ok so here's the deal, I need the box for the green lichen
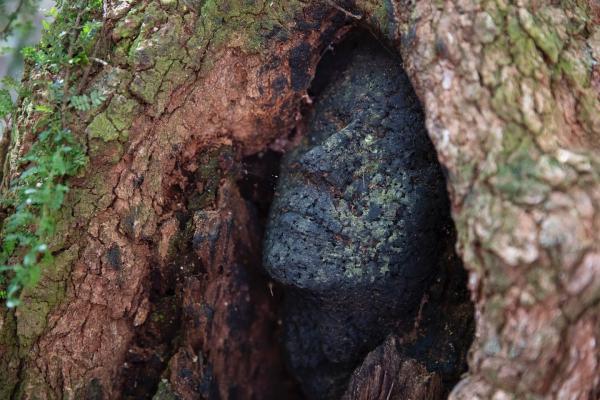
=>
[578,90,600,137]
[16,246,78,353]
[557,46,591,89]
[199,0,302,51]
[187,148,231,211]
[526,267,559,302]
[492,138,550,203]
[519,78,544,135]
[552,28,600,138]
[130,65,169,104]
[491,76,523,124]
[153,380,180,400]
[153,59,189,116]
[474,11,499,44]
[500,123,528,157]
[118,0,304,114]
[113,4,146,41]
[518,8,563,64]
[160,0,178,9]
[106,94,139,133]
[507,16,544,78]
[87,112,120,142]
[129,12,184,70]
[481,37,512,87]
[128,11,186,104]
[360,0,394,39]
[330,172,407,280]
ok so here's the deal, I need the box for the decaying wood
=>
[343,335,444,400]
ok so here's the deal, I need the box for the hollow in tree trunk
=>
[0,1,599,399]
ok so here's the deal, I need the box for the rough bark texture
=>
[0,0,598,399]
[393,2,600,399]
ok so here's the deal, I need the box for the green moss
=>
[151,311,165,323]
[139,2,170,34]
[166,218,195,261]
[361,0,393,38]
[114,38,133,65]
[153,380,180,400]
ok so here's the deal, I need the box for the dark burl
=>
[263,34,454,400]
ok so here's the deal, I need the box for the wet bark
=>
[0,1,599,399]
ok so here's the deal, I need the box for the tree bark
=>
[0,1,598,399]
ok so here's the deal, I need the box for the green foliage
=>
[0,116,87,307]
[1,63,22,131]
[0,0,104,307]
[0,88,14,119]
[70,89,106,111]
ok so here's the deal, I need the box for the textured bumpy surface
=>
[263,33,454,400]
[2,1,598,399]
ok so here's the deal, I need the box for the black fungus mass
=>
[263,33,455,400]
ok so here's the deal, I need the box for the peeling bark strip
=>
[0,1,599,400]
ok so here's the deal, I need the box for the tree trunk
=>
[0,1,599,399]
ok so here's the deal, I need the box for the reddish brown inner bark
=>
[116,28,474,399]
